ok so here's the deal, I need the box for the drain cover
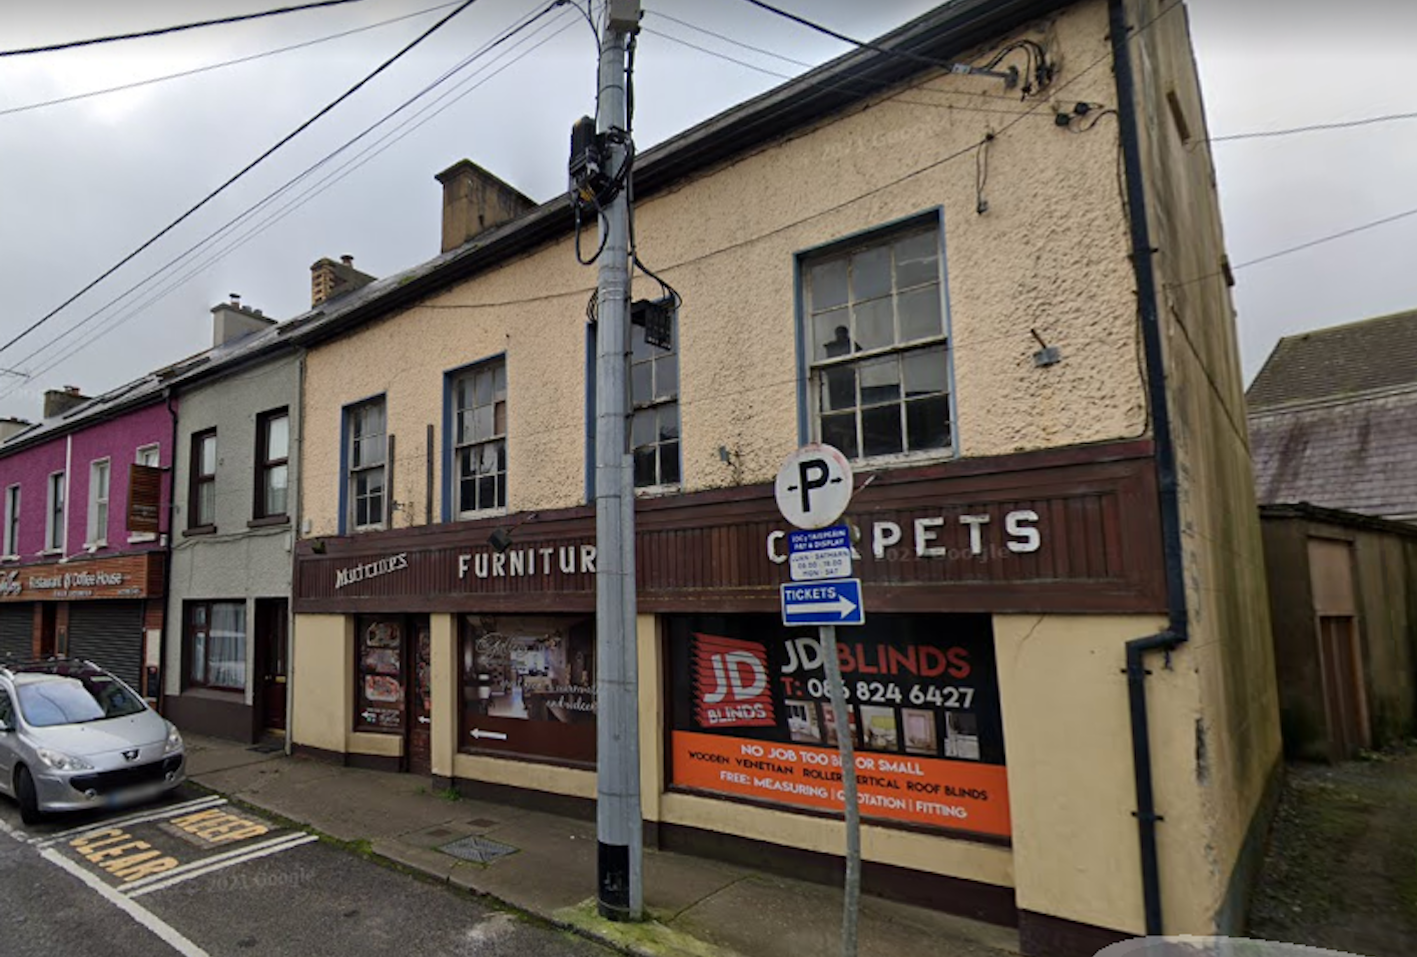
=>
[423,828,455,839]
[439,835,518,863]
[467,818,498,829]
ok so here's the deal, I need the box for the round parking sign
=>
[774,444,854,530]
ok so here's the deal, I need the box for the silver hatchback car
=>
[0,659,185,824]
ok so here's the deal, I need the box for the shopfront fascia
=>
[295,439,1165,618]
[291,440,1166,919]
[0,551,165,697]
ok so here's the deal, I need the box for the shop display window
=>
[458,614,596,765]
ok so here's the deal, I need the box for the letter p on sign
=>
[774,444,854,530]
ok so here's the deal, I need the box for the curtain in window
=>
[208,603,247,689]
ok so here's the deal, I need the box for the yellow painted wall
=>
[290,614,351,754]
[451,753,595,800]
[1125,0,1282,934]
[299,0,1142,537]
[996,613,1171,934]
[430,613,457,777]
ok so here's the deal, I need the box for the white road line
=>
[0,814,28,842]
[126,833,319,898]
[34,796,227,847]
[40,846,213,957]
[120,831,313,892]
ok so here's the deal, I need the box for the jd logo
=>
[692,634,775,729]
[703,651,767,704]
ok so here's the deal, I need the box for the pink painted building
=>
[0,384,174,694]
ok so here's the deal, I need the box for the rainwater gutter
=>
[1109,0,1189,937]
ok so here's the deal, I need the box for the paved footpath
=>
[0,787,612,957]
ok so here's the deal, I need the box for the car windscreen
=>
[15,674,146,727]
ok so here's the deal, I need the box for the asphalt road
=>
[0,784,612,957]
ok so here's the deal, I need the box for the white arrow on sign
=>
[470,728,508,741]
[360,710,378,722]
[789,594,858,619]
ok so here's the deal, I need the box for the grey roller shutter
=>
[0,604,32,662]
[68,601,144,689]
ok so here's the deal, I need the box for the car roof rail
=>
[0,654,93,674]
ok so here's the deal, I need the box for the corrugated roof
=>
[1247,308,1417,409]
[1248,388,1417,519]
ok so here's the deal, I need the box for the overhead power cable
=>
[0,2,574,393]
[732,0,1031,87]
[4,0,1181,396]
[0,1,463,118]
[1212,109,1417,143]
[0,0,480,359]
[0,0,373,58]
[643,26,1037,118]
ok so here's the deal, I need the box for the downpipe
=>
[1109,0,1190,937]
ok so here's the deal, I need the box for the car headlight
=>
[164,722,183,755]
[35,747,94,771]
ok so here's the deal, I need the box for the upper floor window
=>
[130,445,161,544]
[189,429,217,530]
[803,223,952,461]
[452,362,506,516]
[46,472,64,552]
[3,485,18,557]
[255,409,290,520]
[136,444,160,469]
[346,398,386,531]
[630,305,680,489]
[87,459,110,546]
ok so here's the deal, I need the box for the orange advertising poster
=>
[671,730,1011,837]
[666,613,1012,839]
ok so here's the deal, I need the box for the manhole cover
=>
[467,818,498,829]
[439,835,518,863]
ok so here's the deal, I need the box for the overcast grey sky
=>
[2,0,1415,422]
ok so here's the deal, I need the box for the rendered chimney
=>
[0,416,32,441]
[435,160,536,254]
[43,386,89,419]
[311,254,376,308]
[210,299,275,347]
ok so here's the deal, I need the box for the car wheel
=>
[15,765,42,825]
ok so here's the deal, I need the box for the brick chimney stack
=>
[435,160,536,254]
[43,385,89,419]
[310,254,376,308]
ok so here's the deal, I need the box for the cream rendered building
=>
[280,1,1279,954]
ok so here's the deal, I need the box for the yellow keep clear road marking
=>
[169,808,270,845]
[65,807,278,886]
[70,828,180,882]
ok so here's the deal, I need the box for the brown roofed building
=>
[1248,308,1417,521]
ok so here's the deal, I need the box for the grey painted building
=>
[163,300,302,742]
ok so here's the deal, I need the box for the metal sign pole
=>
[820,623,861,957]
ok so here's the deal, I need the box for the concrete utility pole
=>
[593,0,642,923]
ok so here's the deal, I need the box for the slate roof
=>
[1248,382,1417,520]
[1247,308,1417,520]
[1247,308,1417,409]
